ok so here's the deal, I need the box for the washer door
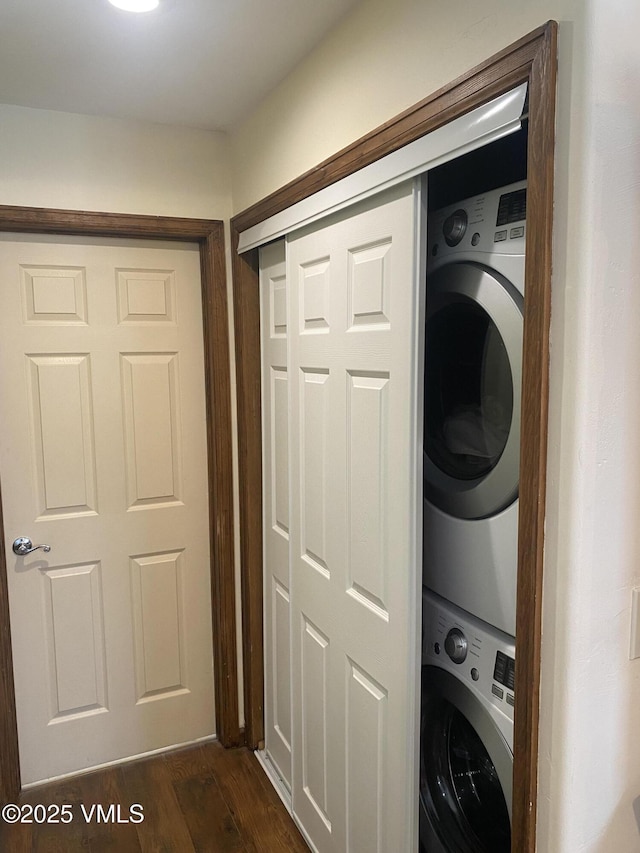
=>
[420,666,512,853]
[424,262,523,520]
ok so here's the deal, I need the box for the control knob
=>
[443,209,468,247]
[444,627,468,664]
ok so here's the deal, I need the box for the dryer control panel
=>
[428,180,527,265]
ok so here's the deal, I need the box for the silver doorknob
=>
[12,537,51,556]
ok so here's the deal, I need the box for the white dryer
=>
[423,181,526,636]
[420,588,514,853]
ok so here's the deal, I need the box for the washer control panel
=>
[422,588,516,727]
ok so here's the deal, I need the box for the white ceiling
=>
[0,0,360,131]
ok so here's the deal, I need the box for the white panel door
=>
[260,240,293,795]
[0,234,215,785]
[287,181,423,853]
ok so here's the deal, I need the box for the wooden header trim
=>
[231,23,549,233]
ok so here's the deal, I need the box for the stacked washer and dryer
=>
[420,181,526,852]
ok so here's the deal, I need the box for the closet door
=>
[288,180,423,853]
[260,240,293,794]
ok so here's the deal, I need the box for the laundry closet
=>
[234,56,548,850]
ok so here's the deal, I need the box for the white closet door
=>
[260,240,293,795]
[288,181,423,853]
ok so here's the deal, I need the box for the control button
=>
[506,693,515,707]
[470,668,479,681]
[471,232,481,246]
[443,209,468,247]
[491,684,504,700]
[510,226,525,239]
[494,230,508,242]
[434,642,440,655]
[444,628,468,664]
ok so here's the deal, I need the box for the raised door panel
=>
[346,371,389,618]
[21,265,88,325]
[271,368,290,536]
[120,352,183,509]
[300,616,331,834]
[27,354,98,518]
[299,368,330,578]
[130,550,187,701]
[42,562,107,720]
[346,661,387,853]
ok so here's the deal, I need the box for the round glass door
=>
[425,298,513,481]
[423,262,523,520]
[420,667,512,852]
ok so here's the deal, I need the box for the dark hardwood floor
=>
[0,741,310,852]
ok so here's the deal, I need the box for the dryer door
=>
[424,261,523,519]
[420,666,512,853]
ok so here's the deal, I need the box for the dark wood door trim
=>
[0,207,240,802]
[514,23,557,853]
[231,21,556,853]
[230,233,263,750]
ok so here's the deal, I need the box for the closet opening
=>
[421,125,528,852]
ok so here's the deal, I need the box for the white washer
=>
[423,181,526,636]
[420,588,514,853]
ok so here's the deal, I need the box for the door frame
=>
[0,207,240,802]
[231,22,556,853]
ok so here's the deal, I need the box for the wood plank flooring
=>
[0,742,310,852]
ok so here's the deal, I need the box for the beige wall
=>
[230,0,640,850]
[0,104,232,218]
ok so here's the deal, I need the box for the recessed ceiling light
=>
[108,0,159,11]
